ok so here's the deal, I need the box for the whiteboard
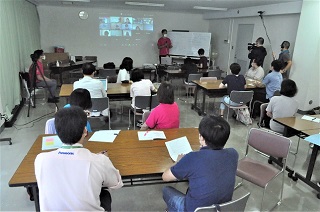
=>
[167,32,211,57]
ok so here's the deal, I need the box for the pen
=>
[101,150,107,154]
[144,130,149,136]
[312,118,317,120]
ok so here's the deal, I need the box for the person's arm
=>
[101,156,123,189]
[254,67,265,81]
[266,101,273,118]
[140,123,149,131]
[162,154,184,181]
[219,82,226,88]
[281,60,292,74]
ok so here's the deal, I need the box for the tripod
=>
[0,114,12,145]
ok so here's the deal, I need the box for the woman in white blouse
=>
[117,57,133,83]
[245,59,265,81]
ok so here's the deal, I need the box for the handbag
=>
[236,108,253,125]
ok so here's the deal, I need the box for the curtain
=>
[0,0,40,118]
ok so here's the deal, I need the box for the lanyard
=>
[60,145,83,149]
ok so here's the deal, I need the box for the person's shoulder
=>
[223,148,239,158]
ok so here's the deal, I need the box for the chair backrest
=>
[230,90,254,105]
[99,69,117,78]
[247,128,291,158]
[45,118,57,134]
[208,70,222,79]
[273,90,281,96]
[90,97,109,112]
[75,56,83,62]
[188,73,202,83]
[195,193,250,212]
[200,77,217,83]
[134,96,152,110]
[151,94,159,109]
[84,56,97,62]
[258,103,269,127]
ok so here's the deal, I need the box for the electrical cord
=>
[13,111,54,130]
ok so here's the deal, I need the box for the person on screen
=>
[161,115,238,212]
[124,18,131,24]
[35,107,123,211]
[135,26,141,30]
[157,29,172,63]
[117,57,133,83]
[197,48,208,70]
[140,82,179,130]
[104,30,110,37]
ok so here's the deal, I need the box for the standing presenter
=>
[157,29,172,63]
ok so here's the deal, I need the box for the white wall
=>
[208,14,300,73]
[291,0,319,111]
[38,5,209,67]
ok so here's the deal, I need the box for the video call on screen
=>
[99,16,154,37]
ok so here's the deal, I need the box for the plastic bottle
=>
[56,60,59,67]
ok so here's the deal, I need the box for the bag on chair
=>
[236,108,252,125]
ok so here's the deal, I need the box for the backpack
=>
[236,108,253,125]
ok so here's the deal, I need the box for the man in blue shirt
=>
[259,60,283,100]
[162,116,238,211]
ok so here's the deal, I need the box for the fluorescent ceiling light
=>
[125,2,164,7]
[193,6,227,11]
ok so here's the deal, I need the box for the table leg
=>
[201,90,206,116]
[32,186,40,212]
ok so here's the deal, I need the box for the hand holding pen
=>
[99,150,108,156]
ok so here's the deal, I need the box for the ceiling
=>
[29,0,302,14]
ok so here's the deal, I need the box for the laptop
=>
[99,79,108,90]
[161,57,172,65]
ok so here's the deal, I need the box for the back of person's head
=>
[55,107,87,145]
[131,68,144,82]
[198,48,205,55]
[157,81,174,104]
[32,49,43,60]
[103,62,115,69]
[161,29,167,34]
[271,60,282,72]
[256,37,264,45]
[82,63,96,75]
[119,57,133,71]
[70,88,92,110]
[253,58,263,67]
[230,63,241,75]
[199,116,230,149]
[280,79,298,97]
[281,41,290,49]
[184,57,193,64]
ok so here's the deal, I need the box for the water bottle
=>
[56,60,60,67]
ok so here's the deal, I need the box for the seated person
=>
[162,115,238,211]
[29,49,59,103]
[140,82,179,130]
[266,79,298,134]
[117,57,133,83]
[130,69,157,111]
[35,107,123,211]
[74,63,108,116]
[197,48,208,70]
[64,88,93,132]
[181,57,198,83]
[219,63,246,117]
[245,58,264,81]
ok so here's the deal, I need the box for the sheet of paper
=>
[89,130,120,143]
[165,136,193,162]
[42,135,63,150]
[305,134,320,146]
[138,131,166,141]
[301,115,320,123]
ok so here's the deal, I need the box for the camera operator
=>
[248,37,267,68]
[272,41,292,79]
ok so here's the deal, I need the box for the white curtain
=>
[0,0,40,118]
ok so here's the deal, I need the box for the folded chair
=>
[195,192,250,212]
[235,128,291,211]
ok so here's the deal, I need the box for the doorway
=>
[234,24,254,75]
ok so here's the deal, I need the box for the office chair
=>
[194,192,250,212]
[208,70,222,79]
[89,97,110,130]
[223,90,254,122]
[235,128,291,211]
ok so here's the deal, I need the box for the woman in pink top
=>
[141,82,180,130]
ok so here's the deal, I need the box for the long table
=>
[191,80,260,116]
[59,83,131,101]
[50,60,94,85]
[9,128,200,211]
[273,115,320,199]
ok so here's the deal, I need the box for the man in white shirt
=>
[35,107,123,211]
[74,64,108,116]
